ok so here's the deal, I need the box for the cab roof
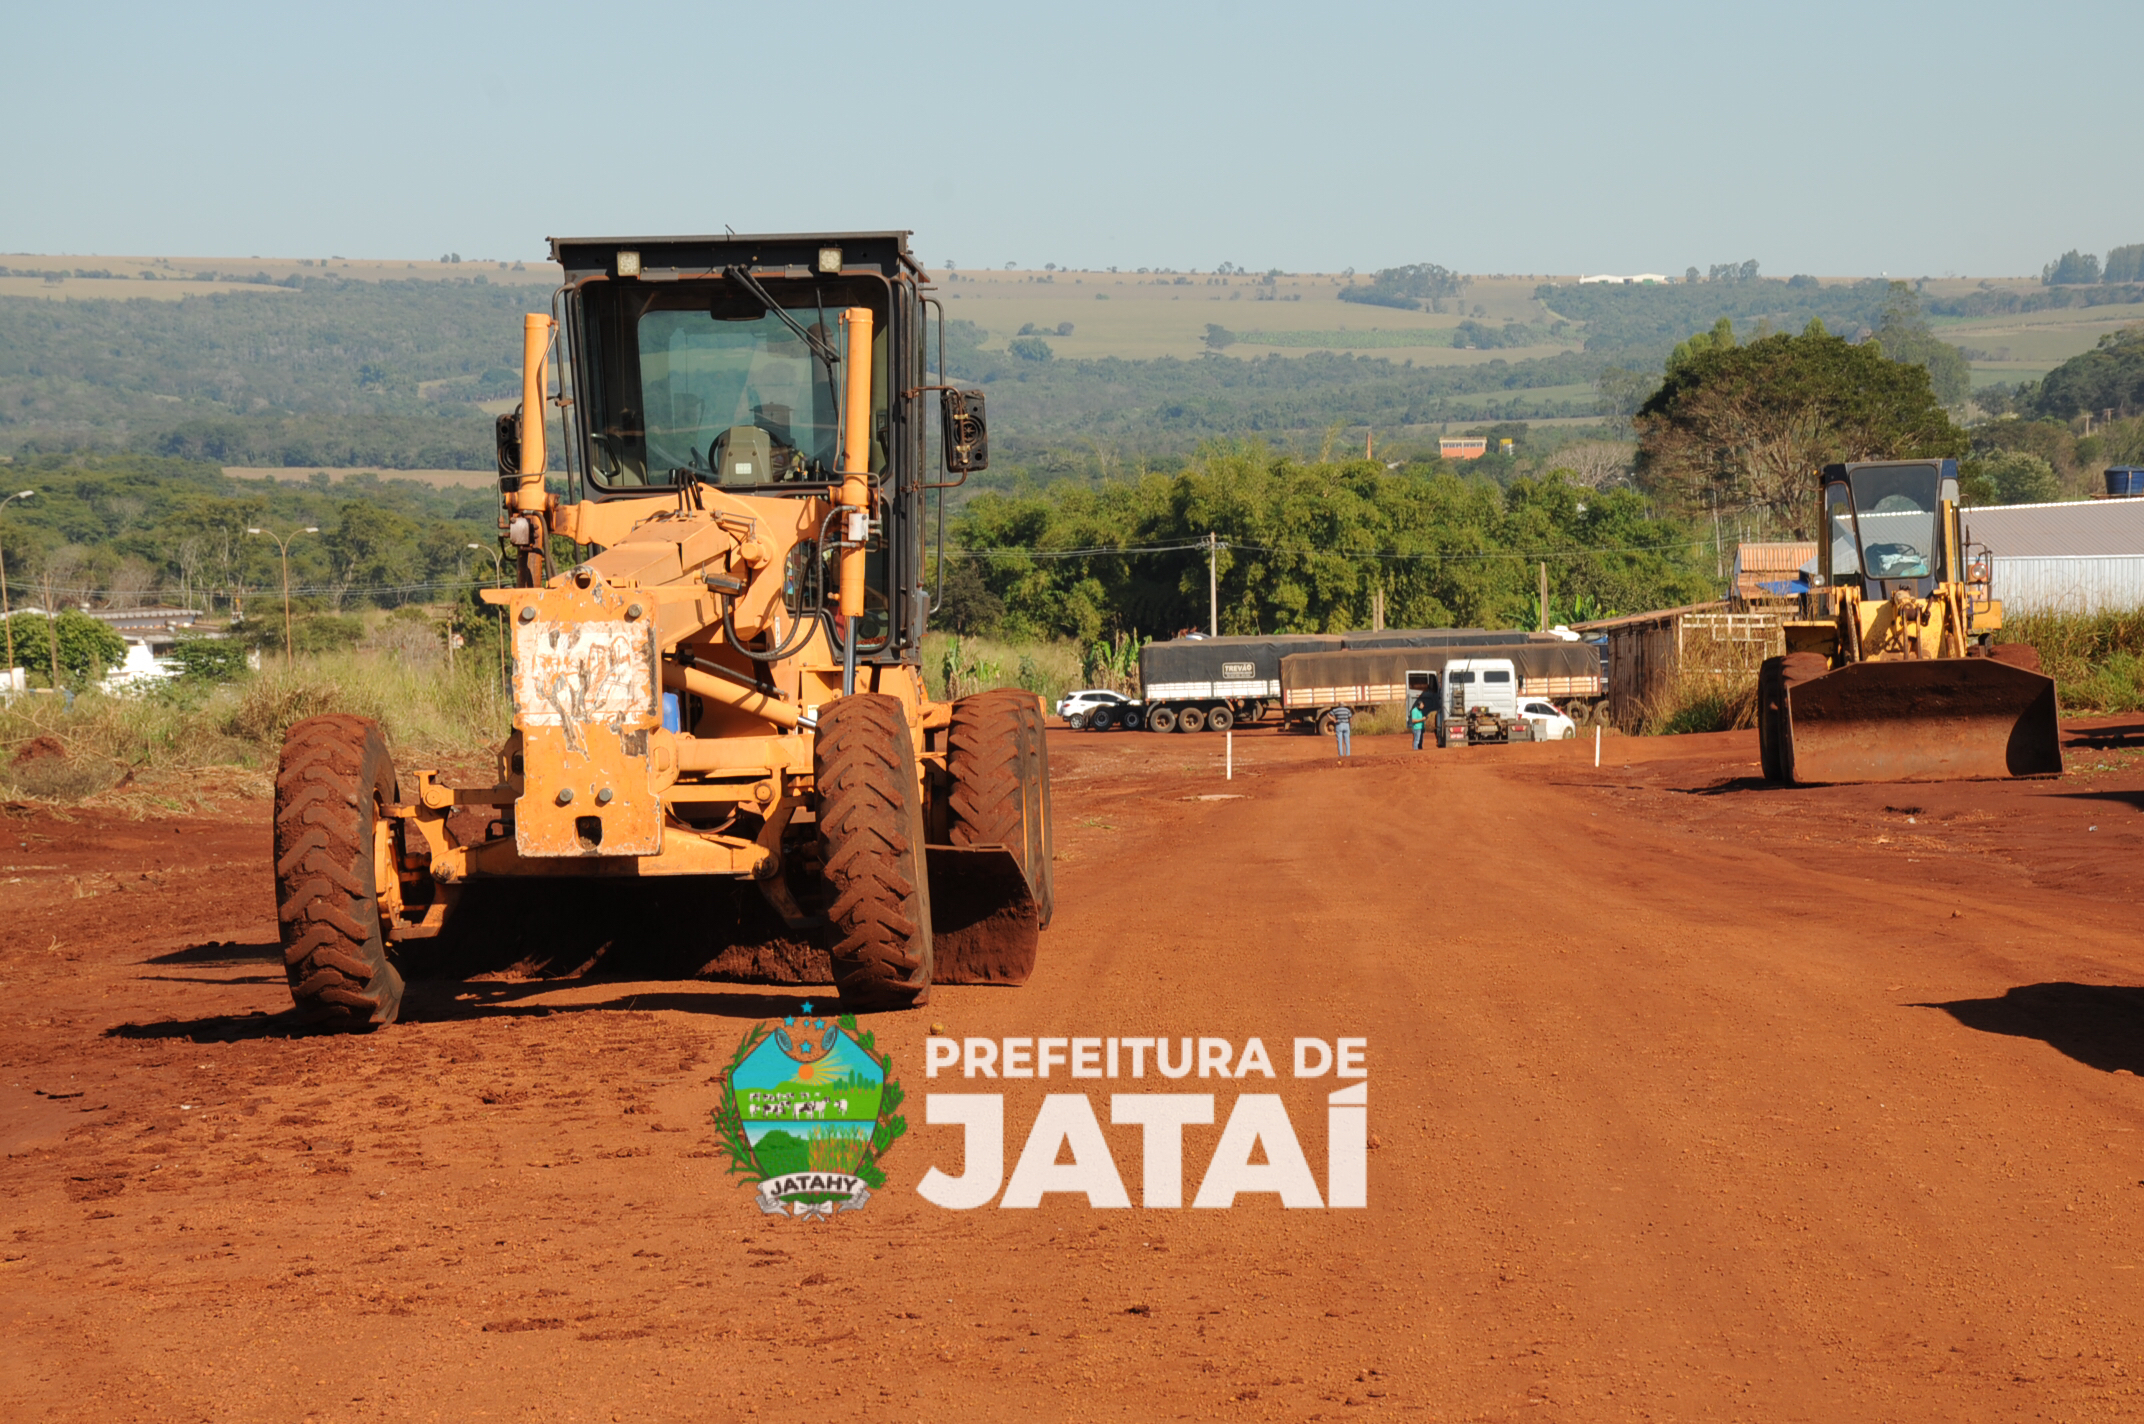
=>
[547,231,919,280]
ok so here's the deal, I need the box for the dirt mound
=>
[12,734,66,765]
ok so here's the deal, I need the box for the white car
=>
[1057,689,1134,726]
[1518,699,1578,741]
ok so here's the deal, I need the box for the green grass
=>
[921,632,1085,707]
[2000,608,2144,713]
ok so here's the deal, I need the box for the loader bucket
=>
[924,845,1040,985]
[1785,659,2063,785]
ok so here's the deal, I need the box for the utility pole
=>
[0,489,33,679]
[1372,584,1385,632]
[248,526,318,671]
[1207,532,1219,637]
[1538,562,1549,632]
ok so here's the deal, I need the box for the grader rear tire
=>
[814,694,934,1011]
[947,689,1055,928]
[273,715,405,1029]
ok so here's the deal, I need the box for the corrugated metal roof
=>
[1962,499,2144,557]
[1732,542,1816,573]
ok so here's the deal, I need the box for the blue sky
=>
[6,1,2138,278]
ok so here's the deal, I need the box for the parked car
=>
[1519,699,1578,741]
[1058,689,1139,730]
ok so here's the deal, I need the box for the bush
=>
[166,637,250,683]
[2,611,127,687]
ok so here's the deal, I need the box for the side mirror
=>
[941,388,988,474]
[495,411,523,488]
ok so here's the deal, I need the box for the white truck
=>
[1436,657,1534,748]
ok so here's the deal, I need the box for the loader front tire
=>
[946,689,1055,929]
[273,715,405,1029]
[814,694,934,1011]
[1758,653,1830,784]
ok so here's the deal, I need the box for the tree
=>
[2043,250,2102,286]
[1007,337,1053,362]
[1634,321,1968,536]
[1203,324,1237,350]
[2105,244,2144,286]
[1665,316,1737,378]
[1960,451,2061,505]
[2,611,125,688]
[931,556,1004,633]
[1338,263,1464,311]
[2029,327,2144,420]
[1869,282,1971,406]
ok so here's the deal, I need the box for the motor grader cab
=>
[1756,458,2062,784]
[271,233,1051,1029]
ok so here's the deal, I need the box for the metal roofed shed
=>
[1961,500,2144,614]
[1572,602,1785,731]
[1732,542,1816,602]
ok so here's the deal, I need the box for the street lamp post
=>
[467,542,505,681]
[0,489,33,682]
[248,526,318,671]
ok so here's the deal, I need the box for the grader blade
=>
[1786,659,2063,784]
[924,845,1040,985]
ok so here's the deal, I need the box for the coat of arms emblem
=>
[712,1005,906,1220]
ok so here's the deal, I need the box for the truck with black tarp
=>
[1136,634,1343,732]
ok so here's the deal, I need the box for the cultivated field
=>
[3,719,2141,1420]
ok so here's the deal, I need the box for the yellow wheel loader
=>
[1757,459,2062,786]
[271,233,1051,1028]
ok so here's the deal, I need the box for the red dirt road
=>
[4,721,2143,1421]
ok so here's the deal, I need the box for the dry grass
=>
[1640,628,1770,735]
[0,648,510,811]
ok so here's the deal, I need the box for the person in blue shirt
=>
[1407,690,1431,751]
[1333,703,1352,759]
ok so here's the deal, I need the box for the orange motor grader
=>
[272,232,1051,1029]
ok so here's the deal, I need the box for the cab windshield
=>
[1849,465,1940,580]
[574,279,886,491]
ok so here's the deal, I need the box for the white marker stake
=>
[1594,724,1601,768]
[1226,729,1233,781]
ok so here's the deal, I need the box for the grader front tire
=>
[814,694,935,1011]
[946,688,1055,928]
[273,715,405,1029]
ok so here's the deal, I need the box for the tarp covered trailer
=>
[1278,641,1605,731]
[1137,634,1344,732]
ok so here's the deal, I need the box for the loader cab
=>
[1819,459,1960,602]
[542,232,972,664]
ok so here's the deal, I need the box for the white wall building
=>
[1963,500,2144,614]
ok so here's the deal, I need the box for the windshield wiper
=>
[724,266,843,369]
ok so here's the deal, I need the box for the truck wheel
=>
[274,715,405,1029]
[1317,708,1339,737]
[1177,705,1206,733]
[947,689,1054,928]
[1147,706,1177,734]
[1118,707,1145,732]
[815,694,934,1010]
[1206,704,1235,733]
[1089,706,1115,732]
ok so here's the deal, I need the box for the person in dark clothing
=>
[1332,703,1353,759]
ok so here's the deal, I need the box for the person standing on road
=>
[1333,703,1353,760]
[1408,691,1430,751]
